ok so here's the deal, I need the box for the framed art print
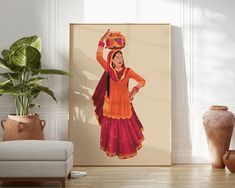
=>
[69,24,171,166]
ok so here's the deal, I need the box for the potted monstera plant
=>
[0,35,70,141]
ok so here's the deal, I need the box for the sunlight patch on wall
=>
[192,6,235,106]
[83,0,138,22]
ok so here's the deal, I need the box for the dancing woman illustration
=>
[92,29,146,159]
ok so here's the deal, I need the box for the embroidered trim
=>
[100,136,145,159]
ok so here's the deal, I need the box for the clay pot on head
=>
[223,150,235,173]
[203,105,235,168]
[1,114,46,141]
[105,31,126,49]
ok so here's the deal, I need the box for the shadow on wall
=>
[69,49,102,163]
[70,49,99,125]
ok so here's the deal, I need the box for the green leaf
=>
[2,49,14,63]
[0,80,14,91]
[34,86,57,102]
[32,69,71,76]
[10,46,27,67]
[0,87,26,96]
[30,89,40,99]
[29,103,40,109]
[10,36,42,52]
[0,72,19,80]
[10,46,41,69]
[27,77,45,86]
[0,58,11,70]
[0,79,12,86]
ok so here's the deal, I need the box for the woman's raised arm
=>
[96,29,110,70]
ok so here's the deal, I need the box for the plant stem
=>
[25,72,30,115]
[21,69,27,115]
[15,96,19,115]
[25,95,30,115]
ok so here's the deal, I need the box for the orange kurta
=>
[96,48,145,119]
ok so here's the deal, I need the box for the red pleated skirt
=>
[92,72,144,159]
[99,107,144,159]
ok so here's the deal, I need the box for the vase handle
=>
[40,120,46,130]
[1,120,6,130]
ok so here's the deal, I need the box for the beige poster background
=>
[69,24,171,166]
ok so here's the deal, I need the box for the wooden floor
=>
[1,165,235,188]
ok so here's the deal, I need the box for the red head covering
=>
[106,50,127,82]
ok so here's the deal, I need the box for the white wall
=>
[1,0,235,163]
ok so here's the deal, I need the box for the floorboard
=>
[1,165,235,188]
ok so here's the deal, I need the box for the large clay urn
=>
[1,114,46,141]
[203,105,235,168]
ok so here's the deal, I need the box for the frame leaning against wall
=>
[69,24,171,166]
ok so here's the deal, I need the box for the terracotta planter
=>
[1,114,45,141]
[223,150,235,172]
[203,105,235,168]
